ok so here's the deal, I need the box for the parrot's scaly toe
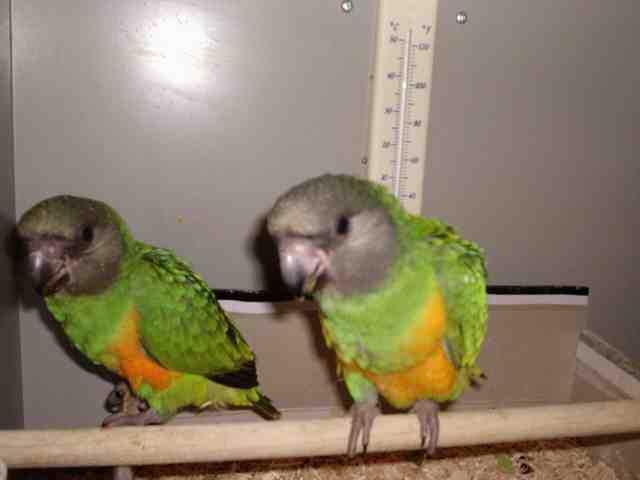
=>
[102,407,165,428]
[347,398,379,457]
[412,399,440,455]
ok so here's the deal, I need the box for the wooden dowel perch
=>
[1,400,639,469]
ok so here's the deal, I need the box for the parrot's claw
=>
[347,398,380,457]
[102,407,165,427]
[412,399,440,455]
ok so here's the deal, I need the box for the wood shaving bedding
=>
[14,439,626,480]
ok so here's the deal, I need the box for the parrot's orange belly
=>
[344,344,457,409]
[342,288,458,409]
[106,306,178,391]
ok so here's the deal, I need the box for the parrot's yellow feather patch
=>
[107,306,180,391]
[401,287,448,359]
[341,345,457,408]
[341,288,457,408]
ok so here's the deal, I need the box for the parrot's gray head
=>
[267,174,399,297]
[16,195,130,296]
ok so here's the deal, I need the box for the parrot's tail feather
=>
[253,393,282,420]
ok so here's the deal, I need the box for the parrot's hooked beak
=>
[17,232,72,296]
[277,237,328,295]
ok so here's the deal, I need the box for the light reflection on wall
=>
[144,14,210,87]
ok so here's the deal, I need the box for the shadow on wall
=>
[249,215,352,410]
[9,221,120,413]
[0,212,23,428]
[248,214,289,297]
[2,212,19,311]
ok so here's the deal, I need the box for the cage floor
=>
[14,438,627,480]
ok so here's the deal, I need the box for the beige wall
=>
[0,0,23,429]
[9,1,639,428]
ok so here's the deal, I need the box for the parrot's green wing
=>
[134,244,258,388]
[415,216,488,381]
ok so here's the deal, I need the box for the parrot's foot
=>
[103,383,151,479]
[102,407,165,427]
[0,458,7,480]
[102,382,166,428]
[103,381,156,427]
[103,384,149,479]
[347,398,380,457]
[112,465,134,480]
[105,382,148,415]
[411,399,440,455]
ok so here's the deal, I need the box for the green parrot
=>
[267,174,487,456]
[17,195,281,425]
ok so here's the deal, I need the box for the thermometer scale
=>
[366,0,439,214]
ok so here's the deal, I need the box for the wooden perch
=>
[1,400,639,469]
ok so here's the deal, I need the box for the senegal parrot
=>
[267,174,487,456]
[17,195,281,426]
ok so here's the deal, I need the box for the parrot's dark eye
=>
[81,225,94,243]
[336,215,350,235]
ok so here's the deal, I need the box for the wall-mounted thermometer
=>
[366,0,439,215]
